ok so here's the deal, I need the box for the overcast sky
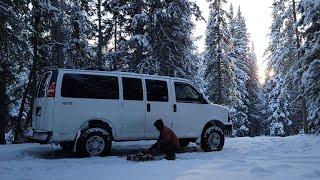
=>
[194,0,273,82]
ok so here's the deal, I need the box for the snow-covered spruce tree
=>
[50,0,66,68]
[247,44,263,136]
[204,0,236,106]
[16,0,95,142]
[281,0,305,135]
[64,0,95,68]
[15,0,65,142]
[143,0,202,81]
[297,0,320,134]
[263,0,294,136]
[104,0,151,72]
[263,0,320,136]
[0,0,32,143]
[123,0,152,73]
[108,0,203,85]
[87,0,115,68]
[227,6,251,136]
[264,74,291,136]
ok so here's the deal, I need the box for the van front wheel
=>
[78,128,112,156]
[201,126,224,152]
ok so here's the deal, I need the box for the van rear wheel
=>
[201,126,224,152]
[77,128,112,156]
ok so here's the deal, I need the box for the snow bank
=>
[0,135,320,180]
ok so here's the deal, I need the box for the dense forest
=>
[0,0,319,144]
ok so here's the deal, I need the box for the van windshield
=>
[37,72,51,98]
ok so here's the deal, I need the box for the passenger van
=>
[28,69,232,156]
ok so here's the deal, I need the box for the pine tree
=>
[228,6,251,136]
[204,0,236,106]
[15,0,95,142]
[282,0,304,134]
[297,0,320,134]
[51,0,65,68]
[104,0,151,72]
[65,0,94,68]
[247,44,263,136]
[263,0,320,136]
[0,0,32,143]
[264,0,293,136]
[122,0,151,72]
[146,0,202,80]
[87,0,115,68]
[108,0,202,85]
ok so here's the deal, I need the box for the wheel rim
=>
[208,132,220,149]
[86,136,105,156]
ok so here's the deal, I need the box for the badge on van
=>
[62,102,72,105]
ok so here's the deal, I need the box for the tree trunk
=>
[114,15,117,51]
[216,0,223,105]
[52,0,64,68]
[0,63,9,144]
[25,0,42,131]
[0,80,7,145]
[97,0,103,68]
[292,0,308,133]
[15,66,37,142]
[131,0,144,71]
[292,0,300,49]
[301,98,308,134]
[14,0,43,143]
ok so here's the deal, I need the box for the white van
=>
[28,69,232,156]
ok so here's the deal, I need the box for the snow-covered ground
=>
[0,135,320,180]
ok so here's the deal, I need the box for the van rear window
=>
[37,72,51,98]
[61,74,119,99]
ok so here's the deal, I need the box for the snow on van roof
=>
[58,68,190,82]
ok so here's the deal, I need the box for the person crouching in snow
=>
[149,119,180,160]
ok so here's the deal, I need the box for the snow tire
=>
[77,128,112,157]
[201,126,224,152]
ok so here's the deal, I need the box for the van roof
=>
[57,68,191,82]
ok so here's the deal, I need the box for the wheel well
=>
[201,120,225,137]
[80,119,113,140]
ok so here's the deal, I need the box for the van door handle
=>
[147,103,151,112]
[173,104,177,112]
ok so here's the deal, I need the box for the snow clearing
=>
[0,135,320,180]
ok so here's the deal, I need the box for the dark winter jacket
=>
[158,126,180,149]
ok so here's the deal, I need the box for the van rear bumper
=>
[26,128,52,144]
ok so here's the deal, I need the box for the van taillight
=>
[47,82,56,97]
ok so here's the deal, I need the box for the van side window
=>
[174,82,204,103]
[61,74,119,99]
[122,77,143,101]
[146,79,168,102]
[37,72,51,98]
